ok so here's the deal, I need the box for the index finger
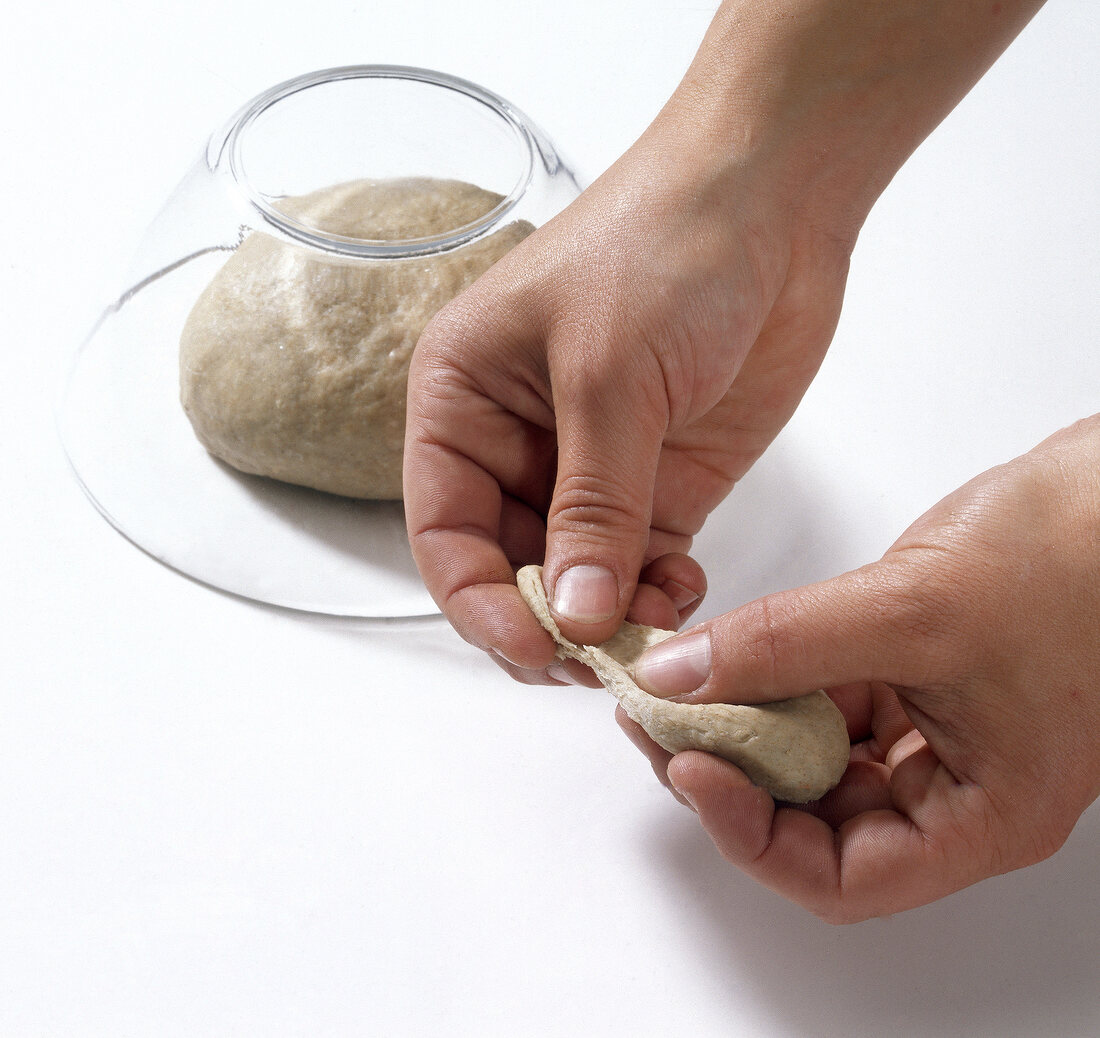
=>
[404,303,576,659]
[403,379,559,667]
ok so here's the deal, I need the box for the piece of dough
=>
[180,177,533,499]
[517,565,849,803]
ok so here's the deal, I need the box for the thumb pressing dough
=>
[517,565,849,803]
[180,177,533,499]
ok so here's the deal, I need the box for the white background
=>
[3,1,1099,1034]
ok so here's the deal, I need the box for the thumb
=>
[633,560,954,701]
[541,348,668,645]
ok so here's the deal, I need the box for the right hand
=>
[404,118,853,676]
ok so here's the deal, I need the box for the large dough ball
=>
[179,178,532,499]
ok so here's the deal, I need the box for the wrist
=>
[656,0,1046,247]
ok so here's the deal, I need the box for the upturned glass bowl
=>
[60,66,581,618]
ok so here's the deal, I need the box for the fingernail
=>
[661,578,700,612]
[634,630,712,697]
[552,565,618,624]
[493,647,525,669]
[616,712,647,749]
[668,780,698,812]
[547,663,574,684]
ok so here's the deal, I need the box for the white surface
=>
[60,251,434,618]
[3,2,1098,1035]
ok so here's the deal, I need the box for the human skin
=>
[626,417,1100,922]
[400,0,1098,917]
[405,0,1047,667]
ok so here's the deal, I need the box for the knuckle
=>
[409,312,471,385]
[417,294,471,350]
[418,285,523,370]
[552,338,669,413]
[551,470,649,538]
[727,594,799,692]
[870,561,969,677]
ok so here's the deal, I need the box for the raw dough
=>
[517,565,849,803]
[180,178,533,499]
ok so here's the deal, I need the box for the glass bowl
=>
[59,66,581,618]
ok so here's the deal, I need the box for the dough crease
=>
[517,565,849,803]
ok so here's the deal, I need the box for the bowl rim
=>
[211,64,539,258]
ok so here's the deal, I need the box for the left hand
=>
[623,416,1100,922]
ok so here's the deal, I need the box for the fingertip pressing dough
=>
[179,177,533,499]
[516,565,849,803]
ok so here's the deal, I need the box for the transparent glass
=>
[59,66,581,618]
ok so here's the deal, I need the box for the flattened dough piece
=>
[180,177,533,499]
[517,565,849,803]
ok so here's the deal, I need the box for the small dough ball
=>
[179,177,532,499]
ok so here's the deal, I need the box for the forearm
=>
[655,0,1047,244]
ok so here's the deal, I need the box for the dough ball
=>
[179,177,532,499]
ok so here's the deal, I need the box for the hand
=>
[404,119,852,677]
[404,0,1046,676]
[625,417,1100,922]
